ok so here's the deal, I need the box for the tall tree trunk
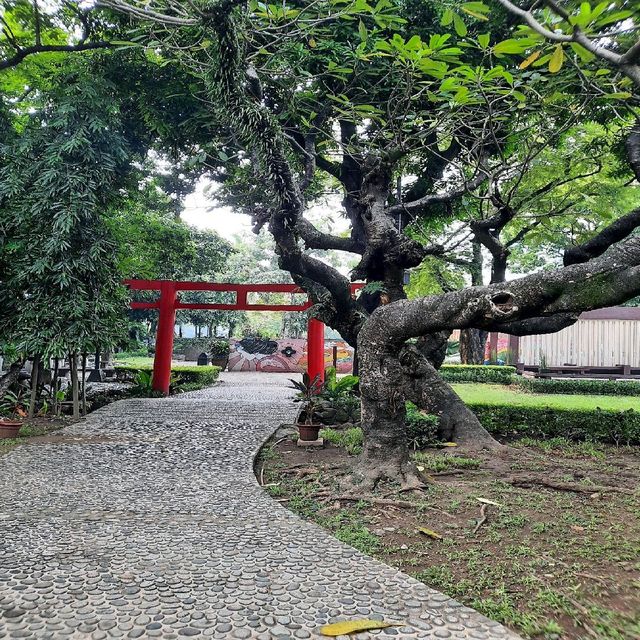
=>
[459,242,487,364]
[52,358,60,416]
[69,354,80,420]
[81,353,87,416]
[27,355,41,419]
[459,328,488,364]
[0,358,25,399]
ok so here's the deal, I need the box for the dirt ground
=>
[257,433,640,640]
[0,416,70,456]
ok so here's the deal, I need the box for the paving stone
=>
[0,373,519,640]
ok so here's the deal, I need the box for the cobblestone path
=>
[0,373,519,639]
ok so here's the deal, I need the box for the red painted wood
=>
[124,279,364,393]
[307,317,325,388]
[153,281,177,395]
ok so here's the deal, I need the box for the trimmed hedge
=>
[440,364,515,385]
[516,377,640,397]
[469,403,640,446]
[115,365,221,387]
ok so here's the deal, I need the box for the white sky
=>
[181,178,253,240]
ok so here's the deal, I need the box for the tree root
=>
[507,476,638,496]
[326,495,455,518]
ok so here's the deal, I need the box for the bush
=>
[115,365,221,390]
[440,364,515,385]
[406,402,439,449]
[516,377,640,397]
[469,403,640,446]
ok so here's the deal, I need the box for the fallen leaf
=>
[571,525,585,533]
[476,497,502,507]
[417,527,443,540]
[442,442,458,447]
[416,465,425,471]
[320,619,398,636]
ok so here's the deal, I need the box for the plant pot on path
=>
[0,420,22,439]
[210,356,229,370]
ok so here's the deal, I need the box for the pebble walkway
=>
[0,373,520,639]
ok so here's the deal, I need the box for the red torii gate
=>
[125,280,361,395]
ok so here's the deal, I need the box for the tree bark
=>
[0,358,25,399]
[459,328,488,364]
[27,355,41,419]
[70,354,80,420]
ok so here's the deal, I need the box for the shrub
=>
[115,365,221,390]
[469,403,640,446]
[406,402,439,449]
[516,377,640,397]
[440,364,515,385]
[209,338,230,357]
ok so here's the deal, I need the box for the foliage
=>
[209,338,230,357]
[319,427,364,455]
[405,402,439,449]
[320,367,359,400]
[115,365,221,389]
[289,373,324,424]
[473,404,640,446]
[440,365,515,385]
[516,377,640,397]
[0,69,132,358]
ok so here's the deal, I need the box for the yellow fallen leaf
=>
[442,442,458,447]
[416,465,425,471]
[320,619,398,636]
[417,526,443,540]
[476,497,502,507]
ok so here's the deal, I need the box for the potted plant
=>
[209,338,230,370]
[0,390,26,439]
[289,373,324,441]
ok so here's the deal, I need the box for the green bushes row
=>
[469,403,640,446]
[516,377,640,397]
[115,365,221,387]
[440,364,515,385]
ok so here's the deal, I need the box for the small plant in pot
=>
[209,338,230,370]
[0,390,26,439]
[289,373,323,441]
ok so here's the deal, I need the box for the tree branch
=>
[564,208,640,266]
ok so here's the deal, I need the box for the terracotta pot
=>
[0,420,22,439]
[297,423,321,442]
[210,356,229,370]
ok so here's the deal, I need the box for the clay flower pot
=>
[297,423,321,442]
[0,420,22,439]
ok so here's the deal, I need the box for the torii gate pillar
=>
[306,317,325,386]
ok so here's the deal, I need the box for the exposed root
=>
[508,476,638,496]
[472,503,488,534]
[318,494,455,518]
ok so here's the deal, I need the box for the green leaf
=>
[453,13,468,37]
[441,9,454,26]
[570,42,595,63]
[358,19,368,42]
[477,33,490,49]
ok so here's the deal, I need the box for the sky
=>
[181,178,253,241]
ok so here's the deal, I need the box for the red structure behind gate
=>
[125,280,361,395]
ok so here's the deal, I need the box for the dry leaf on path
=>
[320,619,399,636]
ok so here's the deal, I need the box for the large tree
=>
[17,0,640,487]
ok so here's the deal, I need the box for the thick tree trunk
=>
[0,358,25,399]
[459,328,488,364]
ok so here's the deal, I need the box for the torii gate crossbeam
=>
[125,280,361,394]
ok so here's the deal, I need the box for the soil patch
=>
[257,434,640,640]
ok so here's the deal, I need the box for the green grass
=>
[319,427,363,455]
[453,384,640,411]
[113,356,155,368]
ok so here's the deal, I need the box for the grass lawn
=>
[453,383,640,411]
[113,355,155,368]
[259,431,640,639]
